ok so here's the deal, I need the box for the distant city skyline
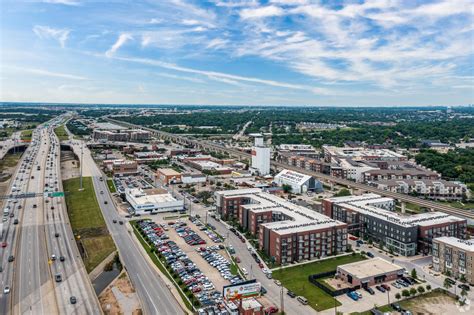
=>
[1,0,473,106]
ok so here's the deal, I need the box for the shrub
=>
[417,286,425,294]
[426,284,431,291]
[410,287,417,296]
[395,293,401,300]
[402,289,410,297]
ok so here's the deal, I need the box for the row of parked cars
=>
[175,223,206,245]
[197,248,236,281]
[137,220,224,310]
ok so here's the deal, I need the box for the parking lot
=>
[113,174,153,195]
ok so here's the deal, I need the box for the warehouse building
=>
[215,189,347,264]
[337,257,405,288]
[322,194,467,256]
[156,168,182,185]
[125,188,184,214]
[432,237,474,285]
[273,169,323,194]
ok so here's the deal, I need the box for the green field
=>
[20,129,32,141]
[106,179,116,193]
[272,254,366,311]
[0,152,22,171]
[63,177,115,272]
[54,125,69,141]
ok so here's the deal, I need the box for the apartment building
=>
[372,179,468,201]
[432,237,474,284]
[92,129,151,142]
[363,168,440,181]
[322,194,467,256]
[215,189,347,264]
[323,145,407,163]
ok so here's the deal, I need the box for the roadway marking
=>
[136,274,159,314]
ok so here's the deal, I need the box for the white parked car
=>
[242,268,248,275]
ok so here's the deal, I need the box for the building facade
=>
[432,237,474,284]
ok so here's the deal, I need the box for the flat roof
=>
[157,168,181,176]
[434,237,474,252]
[339,257,404,279]
[126,188,179,205]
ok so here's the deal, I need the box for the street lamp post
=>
[79,141,84,191]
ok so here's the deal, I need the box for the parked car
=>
[274,280,281,286]
[381,284,390,291]
[366,252,375,258]
[297,296,308,305]
[375,285,385,293]
[364,287,375,295]
[458,284,470,291]
[347,291,359,301]
[287,290,296,298]
[265,306,279,314]
[391,303,402,311]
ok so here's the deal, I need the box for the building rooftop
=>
[434,237,474,252]
[126,188,178,205]
[375,179,464,188]
[157,168,181,176]
[274,169,312,186]
[323,145,406,160]
[218,189,345,235]
[338,257,404,279]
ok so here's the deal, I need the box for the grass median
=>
[20,129,32,141]
[54,125,69,141]
[106,179,116,193]
[63,176,116,272]
[272,253,366,311]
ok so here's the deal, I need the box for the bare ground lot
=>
[99,272,142,315]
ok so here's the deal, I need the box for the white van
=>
[297,296,308,305]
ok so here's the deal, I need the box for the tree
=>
[426,284,431,292]
[411,268,418,280]
[402,289,410,298]
[461,288,468,298]
[460,274,467,283]
[443,278,453,290]
[334,188,351,197]
[395,293,401,300]
[410,287,417,296]
[417,286,425,294]
[282,184,292,194]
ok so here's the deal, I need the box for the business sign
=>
[222,279,261,301]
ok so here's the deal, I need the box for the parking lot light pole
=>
[387,289,390,305]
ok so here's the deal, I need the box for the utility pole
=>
[280,286,284,315]
[387,289,390,305]
[79,141,84,191]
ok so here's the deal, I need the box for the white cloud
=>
[156,72,206,84]
[148,18,163,24]
[105,33,133,57]
[43,0,80,5]
[8,66,87,80]
[240,5,284,19]
[33,25,70,48]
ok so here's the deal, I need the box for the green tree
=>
[402,289,410,298]
[411,268,418,279]
[426,284,431,291]
[443,278,453,290]
[395,293,401,300]
[461,288,468,298]
[460,274,467,283]
[334,188,351,197]
[282,184,292,194]
[409,287,417,296]
[417,286,425,294]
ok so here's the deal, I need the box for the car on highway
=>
[119,221,124,225]
[60,256,65,262]
[55,233,59,237]
[3,286,10,294]
[104,201,108,204]
[55,274,62,282]
[70,296,77,304]
[113,219,117,223]
[51,254,57,261]
[1,242,7,248]
[8,255,14,262]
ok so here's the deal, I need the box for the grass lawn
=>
[81,235,115,272]
[63,177,115,272]
[20,129,32,141]
[106,179,116,193]
[0,152,22,171]
[272,254,366,311]
[440,201,474,210]
[54,125,69,141]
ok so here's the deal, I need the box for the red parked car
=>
[265,306,279,314]
[235,257,241,263]
[381,284,390,291]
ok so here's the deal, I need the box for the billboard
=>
[222,280,261,301]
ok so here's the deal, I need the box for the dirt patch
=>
[99,272,142,315]
[403,293,459,314]
[60,159,80,180]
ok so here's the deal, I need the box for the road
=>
[65,138,185,315]
[106,118,474,221]
[0,119,101,315]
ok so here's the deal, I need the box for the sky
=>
[0,0,473,106]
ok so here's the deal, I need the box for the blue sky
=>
[1,0,473,106]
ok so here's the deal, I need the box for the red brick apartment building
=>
[215,189,347,264]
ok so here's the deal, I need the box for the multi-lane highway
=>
[107,118,474,221]
[0,120,101,315]
[65,138,185,315]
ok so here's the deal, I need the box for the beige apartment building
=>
[432,236,474,284]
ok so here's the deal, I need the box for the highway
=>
[106,118,474,221]
[65,138,185,315]
[0,120,101,315]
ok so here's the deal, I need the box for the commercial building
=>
[337,158,379,182]
[363,168,440,181]
[125,188,184,214]
[250,134,270,176]
[273,169,323,194]
[156,168,182,185]
[371,179,468,201]
[337,257,405,288]
[104,159,138,175]
[323,145,407,162]
[184,158,233,174]
[277,144,316,155]
[322,194,467,256]
[432,237,474,284]
[181,173,207,184]
[421,140,452,153]
[215,189,347,264]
